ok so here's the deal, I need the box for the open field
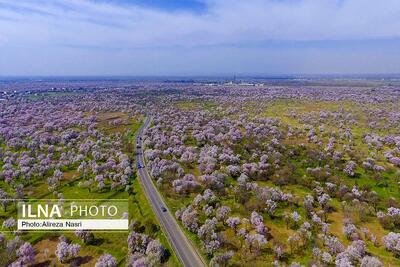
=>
[0,89,177,266]
[140,82,400,266]
[1,80,400,266]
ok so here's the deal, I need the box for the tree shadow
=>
[32,260,51,267]
[69,256,93,266]
[163,249,171,263]
[90,238,105,246]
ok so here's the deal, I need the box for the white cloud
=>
[0,0,399,75]
[1,0,400,49]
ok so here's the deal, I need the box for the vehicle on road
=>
[136,116,206,267]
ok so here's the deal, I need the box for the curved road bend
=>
[135,114,207,267]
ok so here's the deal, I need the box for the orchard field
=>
[0,87,178,266]
[1,80,400,266]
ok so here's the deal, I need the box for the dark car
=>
[161,206,167,212]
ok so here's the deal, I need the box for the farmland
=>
[0,87,177,266]
[1,79,400,266]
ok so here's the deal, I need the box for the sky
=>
[0,0,400,76]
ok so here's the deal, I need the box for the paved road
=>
[135,114,207,267]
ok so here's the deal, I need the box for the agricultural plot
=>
[142,84,400,266]
[1,82,400,267]
[0,89,177,266]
